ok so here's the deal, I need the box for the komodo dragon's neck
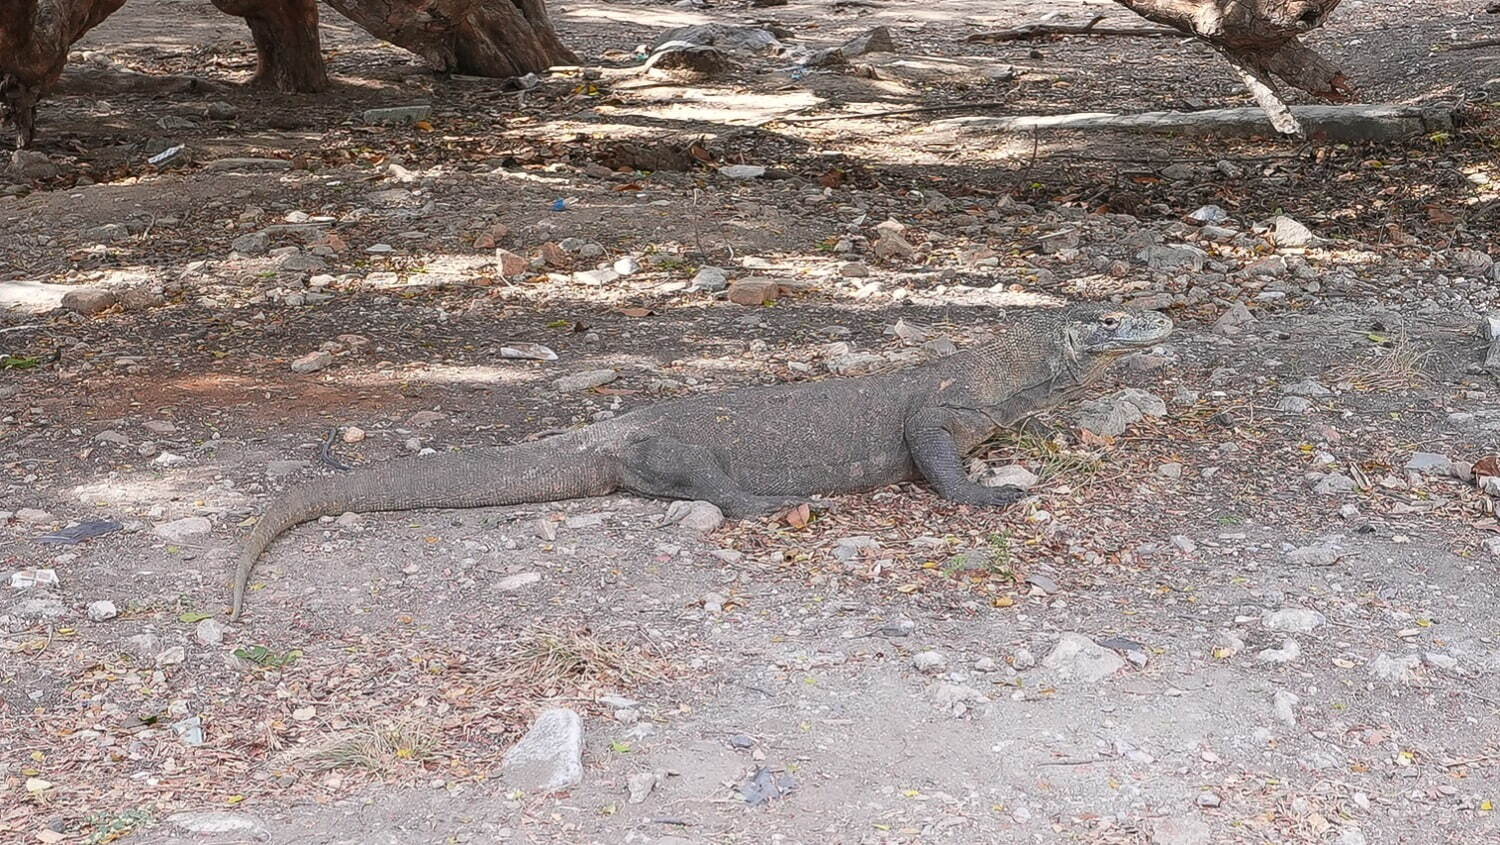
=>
[918,321,1128,431]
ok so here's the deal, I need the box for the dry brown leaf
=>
[1475,455,1500,480]
[782,504,811,529]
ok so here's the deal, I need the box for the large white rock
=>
[501,708,584,792]
[1041,632,1125,683]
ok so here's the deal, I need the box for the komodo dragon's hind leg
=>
[621,438,813,518]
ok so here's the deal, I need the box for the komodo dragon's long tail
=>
[230,438,618,620]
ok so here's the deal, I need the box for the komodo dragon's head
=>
[1061,305,1174,359]
[1043,305,1174,391]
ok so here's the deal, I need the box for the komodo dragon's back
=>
[230,304,1172,619]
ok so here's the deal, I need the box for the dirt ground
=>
[3,0,1500,843]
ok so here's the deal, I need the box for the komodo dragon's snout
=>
[229,305,1174,620]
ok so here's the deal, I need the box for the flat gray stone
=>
[554,369,618,392]
[166,811,268,838]
[1263,607,1327,633]
[154,516,212,542]
[1405,452,1451,474]
[1137,243,1206,272]
[501,708,584,792]
[362,105,432,125]
[1042,632,1125,682]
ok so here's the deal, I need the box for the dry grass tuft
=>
[982,429,1105,479]
[1333,331,1432,391]
[497,627,664,694]
[290,721,439,774]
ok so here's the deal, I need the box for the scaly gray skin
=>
[230,305,1172,619]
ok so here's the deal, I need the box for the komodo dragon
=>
[230,304,1172,619]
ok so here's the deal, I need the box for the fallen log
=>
[937,104,1453,144]
[967,14,1182,42]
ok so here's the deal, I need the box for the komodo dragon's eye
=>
[1100,315,1121,329]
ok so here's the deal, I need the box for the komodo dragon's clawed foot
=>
[941,483,1027,508]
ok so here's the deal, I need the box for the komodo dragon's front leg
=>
[904,408,1025,507]
[620,437,814,518]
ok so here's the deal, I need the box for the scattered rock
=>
[727,278,781,305]
[1137,243,1206,272]
[501,708,584,792]
[156,646,187,666]
[1256,638,1302,664]
[16,508,55,524]
[646,45,733,76]
[554,369,618,392]
[1272,215,1318,248]
[1282,378,1331,397]
[1150,815,1211,845]
[153,516,212,543]
[496,572,542,591]
[362,105,432,125]
[720,164,765,180]
[1368,652,1421,684]
[691,266,729,291]
[1404,452,1451,474]
[87,600,118,622]
[60,287,117,315]
[911,650,948,674]
[165,812,268,839]
[1213,301,1256,335]
[627,770,662,804]
[1313,473,1357,495]
[495,249,530,277]
[1272,689,1299,726]
[290,350,333,373]
[9,149,59,180]
[831,535,880,564]
[981,464,1039,489]
[664,500,724,533]
[874,230,916,261]
[196,618,225,646]
[1075,388,1165,437]
[928,681,989,716]
[231,231,270,256]
[651,23,782,56]
[1186,204,1228,225]
[1286,541,1343,567]
[1263,607,1327,633]
[1042,633,1126,682]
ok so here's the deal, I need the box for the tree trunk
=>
[1,0,127,147]
[1110,0,1351,99]
[322,0,578,78]
[1110,0,1351,135]
[210,0,329,92]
